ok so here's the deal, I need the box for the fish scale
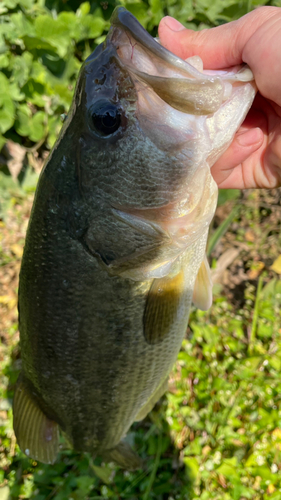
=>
[13,7,256,468]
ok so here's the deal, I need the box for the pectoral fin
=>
[102,441,143,470]
[144,270,185,345]
[13,375,59,464]
[192,255,213,310]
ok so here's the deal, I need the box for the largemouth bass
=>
[13,7,256,469]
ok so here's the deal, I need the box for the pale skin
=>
[158,6,281,189]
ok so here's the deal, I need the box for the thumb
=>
[158,7,280,70]
[158,16,241,69]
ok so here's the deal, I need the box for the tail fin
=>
[13,375,59,464]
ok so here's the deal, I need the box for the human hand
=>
[158,7,281,189]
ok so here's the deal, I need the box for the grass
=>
[0,185,281,499]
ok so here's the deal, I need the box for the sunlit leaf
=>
[270,255,281,274]
[91,464,112,484]
[0,486,10,500]
[0,95,15,133]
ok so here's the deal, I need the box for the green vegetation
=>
[1,0,281,153]
[1,1,281,499]
[1,189,281,499]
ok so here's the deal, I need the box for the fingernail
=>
[236,128,262,147]
[163,16,186,32]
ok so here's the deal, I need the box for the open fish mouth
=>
[108,7,254,116]
[94,7,256,281]
[80,7,256,281]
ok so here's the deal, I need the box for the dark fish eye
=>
[89,101,122,136]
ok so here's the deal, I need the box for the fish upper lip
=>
[108,7,254,116]
[107,9,224,115]
[109,7,212,81]
[109,8,253,83]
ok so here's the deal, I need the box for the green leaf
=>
[91,464,112,484]
[167,0,194,23]
[0,95,15,133]
[21,78,46,107]
[77,2,91,16]
[220,2,250,21]
[17,0,35,7]
[269,355,281,371]
[123,2,150,27]
[2,0,18,7]
[23,35,55,53]
[34,14,75,58]
[72,15,105,42]
[0,73,17,132]
[29,111,46,142]
[9,11,35,39]
[14,102,44,145]
[14,103,31,137]
[184,457,199,481]
[0,54,9,68]
[183,437,202,456]
[218,188,240,206]
[47,115,63,148]
[216,461,239,480]
[52,83,74,107]
[11,51,33,87]
[75,475,95,493]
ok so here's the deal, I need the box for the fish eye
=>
[89,101,122,136]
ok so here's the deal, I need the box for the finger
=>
[263,124,281,187]
[213,129,281,190]
[216,143,281,189]
[211,128,264,188]
[158,7,280,70]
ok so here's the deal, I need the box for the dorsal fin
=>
[13,375,59,464]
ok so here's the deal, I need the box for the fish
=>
[13,7,256,469]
